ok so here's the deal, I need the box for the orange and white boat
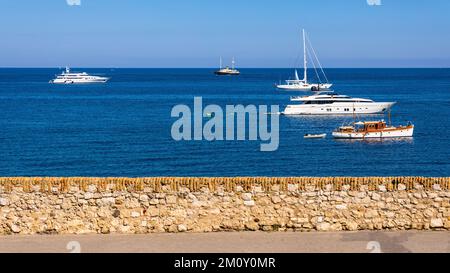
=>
[332,120,414,139]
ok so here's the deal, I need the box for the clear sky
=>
[0,0,449,68]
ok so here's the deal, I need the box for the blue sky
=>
[0,0,449,68]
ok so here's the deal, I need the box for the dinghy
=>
[304,133,327,139]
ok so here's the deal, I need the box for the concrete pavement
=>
[0,231,448,253]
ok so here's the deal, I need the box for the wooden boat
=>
[332,120,414,139]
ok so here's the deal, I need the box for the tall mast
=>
[232,57,235,70]
[220,56,222,69]
[303,29,307,83]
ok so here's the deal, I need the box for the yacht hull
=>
[276,83,332,91]
[50,78,109,84]
[332,126,414,139]
[214,71,240,76]
[283,102,395,115]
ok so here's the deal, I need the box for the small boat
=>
[332,120,414,139]
[276,29,332,91]
[304,133,327,139]
[214,57,240,76]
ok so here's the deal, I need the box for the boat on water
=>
[50,67,109,84]
[214,57,240,75]
[304,133,327,139]
[332,120,414,139]
[283,91,395,115]
[276,29,332,91]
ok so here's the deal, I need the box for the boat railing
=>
[285,80,305,84]
[290,95,309,100]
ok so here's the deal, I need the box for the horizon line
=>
[1,66,450,69]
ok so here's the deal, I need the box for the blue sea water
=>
[0,68,449,177]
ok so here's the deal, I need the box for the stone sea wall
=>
[0,177,449,234]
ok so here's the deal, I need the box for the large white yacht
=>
[50,67,109,84]
[283,91,395,115]
[276,29,332,91]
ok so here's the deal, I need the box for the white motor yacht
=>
[50,67,109,84]
[283,91,395,115]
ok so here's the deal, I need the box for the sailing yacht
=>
[283,91,395,115]
[214,57,240,75]
[276,29,332,91]
[50,67,109,84]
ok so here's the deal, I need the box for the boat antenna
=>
[219,56,222,69]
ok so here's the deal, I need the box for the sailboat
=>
[276,29,332,91]
[214,57,240,75]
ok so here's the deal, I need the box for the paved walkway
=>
[0,231,448,253]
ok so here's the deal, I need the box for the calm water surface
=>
[0,68,449,177]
